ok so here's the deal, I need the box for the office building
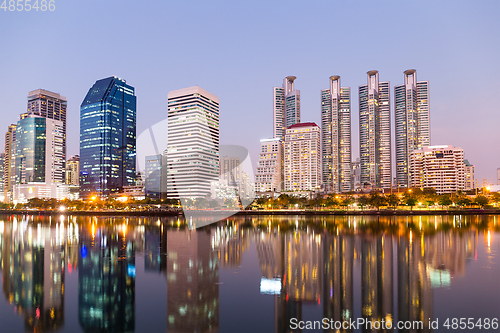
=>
[359,70,391,189]
[13,116,67,201]
[284,123,321,192]
[464,159,474,191]
[321,76,351,193]
[166,86,219,199]
[24,89,67,166]
[79,76,137,199]
[4,124,16,202]
[410,145,466,194]
[255,138,283,192]
[395,70,430,187]
[273,76,300,140]
[145,154,162,200]
[66,155,80,185]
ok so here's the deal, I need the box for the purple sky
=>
[0,0,499,184]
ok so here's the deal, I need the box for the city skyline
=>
[0,1,498,185]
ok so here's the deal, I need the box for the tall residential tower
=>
[359,70,391,189]
[321,76,351,193]
[394,69,430,188]
[79,77,137,199]
[273,76,300,140]
[166,86,219,199]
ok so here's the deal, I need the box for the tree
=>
[406,198,417,210]
[357,195,370,210]
[368,192,386,210]
[438,195,452,207]
[386,194,400,208]
[474,195,489,207]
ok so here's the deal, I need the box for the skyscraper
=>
[13,116,66,201]
[394,69,430,187]
[359,70,391,189]
[273,76,300,140]
[144,154,162,200]
[321,76,351,193]
[24,89,67,160]
[3,124,16,202]
[284,123,321,192]
[79,76,136,199]
[166,86,219,199]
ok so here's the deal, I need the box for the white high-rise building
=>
[273,76,300,140]
[284,123,321,192]
[321,76,351,193]
[255,138,283,192]
[166,86,220,199]
[359,70,391,189]
[395,69,430,188]
[410,145,465,194]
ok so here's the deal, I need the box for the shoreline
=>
[0,208,498,217]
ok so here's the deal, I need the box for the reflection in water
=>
[0,214,497,332]
[78,220,137,332]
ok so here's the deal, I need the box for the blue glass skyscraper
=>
[79,76,136,199]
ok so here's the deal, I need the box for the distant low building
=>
[410,145,466,194]
[497,168,500,186]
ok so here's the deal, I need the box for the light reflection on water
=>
[0,214,498,333]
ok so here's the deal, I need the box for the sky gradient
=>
[0,0,499,184]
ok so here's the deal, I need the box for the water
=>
[0,214,499,333]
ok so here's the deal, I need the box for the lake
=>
[0,214,498,332]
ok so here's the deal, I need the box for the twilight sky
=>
[0,0,499,184]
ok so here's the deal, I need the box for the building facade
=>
[394,69,430,188]
[255,138,283,192]
[410,145,466,194]
[79,76,137,199]
[66,155,80,185]
[464,159,474,191]
[24,89,67,160]
[166,86,219,199]
[284,123,321,192]
[359,70,391,189]
[144,154,162,200]
[321,76,351,193]
[273,76,300,140]
[3,124,16,202]
[13,116,67,201]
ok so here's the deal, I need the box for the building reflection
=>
[323,232,355,333]
[167,228,219,333]
[78,222,136,332]
[0,218,66,332]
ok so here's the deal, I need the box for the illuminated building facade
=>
[395,70,430,187]
[274,76,300,140]
[66,155,80,185]
[410,145,466,194]
[79,76,137,199]
[359,70,391,189]
[13,116,67,201]
[321,76,351,193]
[255,138,283,192]
[166,86,219,199]
[284,123,321,192]
[4,124,17,202]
